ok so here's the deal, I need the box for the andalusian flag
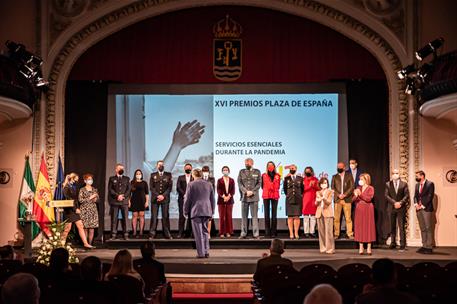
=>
[18,157,40,239]
[32,154,55,236]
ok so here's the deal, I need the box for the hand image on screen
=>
[162,120,206,172]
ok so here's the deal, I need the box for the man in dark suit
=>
[331,162,355,239]
[385,169,410,251]
[176,163,193,238]
[107,164,131,240]
[149,160,173,239]
[202,165,216,237]
[347,158,361,186]
[414,170,435,254]
[184,169,215,258]
[253,239,293,282]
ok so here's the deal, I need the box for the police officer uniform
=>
[149,171,173,238]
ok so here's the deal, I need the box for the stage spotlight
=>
[417,63,433,81]
[397,64,416,80]
[405,77,416,95]
[415,37,444,61]
[35,77,49,87]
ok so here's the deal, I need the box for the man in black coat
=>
[414,170,435,254]
[385,169,410,251]
[176,163,193,238]
[149,160,173,239]
[253,239,293,282]
[107,164,131,240]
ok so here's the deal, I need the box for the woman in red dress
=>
[217,166,235,238]
[261,161,281,238]
[353,173,376,255]
[302,166,320,238]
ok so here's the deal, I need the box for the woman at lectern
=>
[78,173,99,245]
[261,161,281,238]
[62,173,94,249]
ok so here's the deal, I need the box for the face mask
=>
[305,172,312,177]
[320,183,328,189]
[415,177,421,182]
[118,169,124,175]
[223,171,229,176]
[69,180,74,185]
[158,165,164,172]
[185,169,192,174]
[392,174,400,180]
[289,170,296,175]
[337,168,344,173]
[86,179,93,185]
[136,174,142,180]
[350,164,357,170]
[203,172,209,178]
[267,165,275,172]
[358,180,365,186]
[245,165,252,170]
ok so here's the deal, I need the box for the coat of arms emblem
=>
[213,15,242,81]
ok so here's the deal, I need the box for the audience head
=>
[108,249,134,276]
[1,273,40,304]
[49,247,69,273]
[318,177,329,190]
[245,158,254,169]
[266,161,276,173]
[184,163,193,174]
[359,173,371,187]
[192,168,202,180]
[222,166,230,176]
[392,169,400,180]
[269,238,285,255]
[337,162,345,173]
[303,284,342,304]
[140,241,156,260]
[415,170,425,182]
[372,258,397,287]
[0,245,15,260]
[80,256,103,281]
[304,166,314,177]
[115,163,124,176]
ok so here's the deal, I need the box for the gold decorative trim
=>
[42,0,409,190]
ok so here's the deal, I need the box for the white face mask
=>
[222,171,229,176]
[320,183,328,189]
[392,173,400,180]
[358,180,365,186]
[86,179,93,185]
[350,164,357,170]
[203,172,209,178]
[136,174,142,180]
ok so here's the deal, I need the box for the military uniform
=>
[149,171,173,238]
[283,174,304,216]
[107,175,131,238]
[237,168,261,237]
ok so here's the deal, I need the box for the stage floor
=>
[77,246,457,275]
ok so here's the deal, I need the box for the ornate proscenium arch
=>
[40,0,409,188]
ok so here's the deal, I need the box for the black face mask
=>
[158,165,164,172]
[245,165,252,170]
[185,169,192,174]
[337,168,344,173]
[290,170,296,175]
[415,177,421,182]
[118,169,124,175]
[305,172,312,177]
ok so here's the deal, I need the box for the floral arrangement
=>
[35,221,79,265]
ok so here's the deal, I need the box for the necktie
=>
[395,181,399,194]
[419,183,423,194]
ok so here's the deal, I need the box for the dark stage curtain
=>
[346,79,390,244]
[65,80,108,241]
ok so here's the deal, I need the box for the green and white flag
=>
[18,157,40,239]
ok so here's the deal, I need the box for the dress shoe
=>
[205,253,210,258]
[238,235,246,239]
[123,234,129,240]
[348,235,354,240]
[389,244,397,250]
[196,255,205,259]
[148,234,156,240]
[176,234,183,239]
[304,233,310,238]
[416,247,425,253]
[165,235,173,240]
[109,236,117,241]
[422,248,433,254]
[399,246,406,252]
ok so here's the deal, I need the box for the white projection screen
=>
[105,84,348,230]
